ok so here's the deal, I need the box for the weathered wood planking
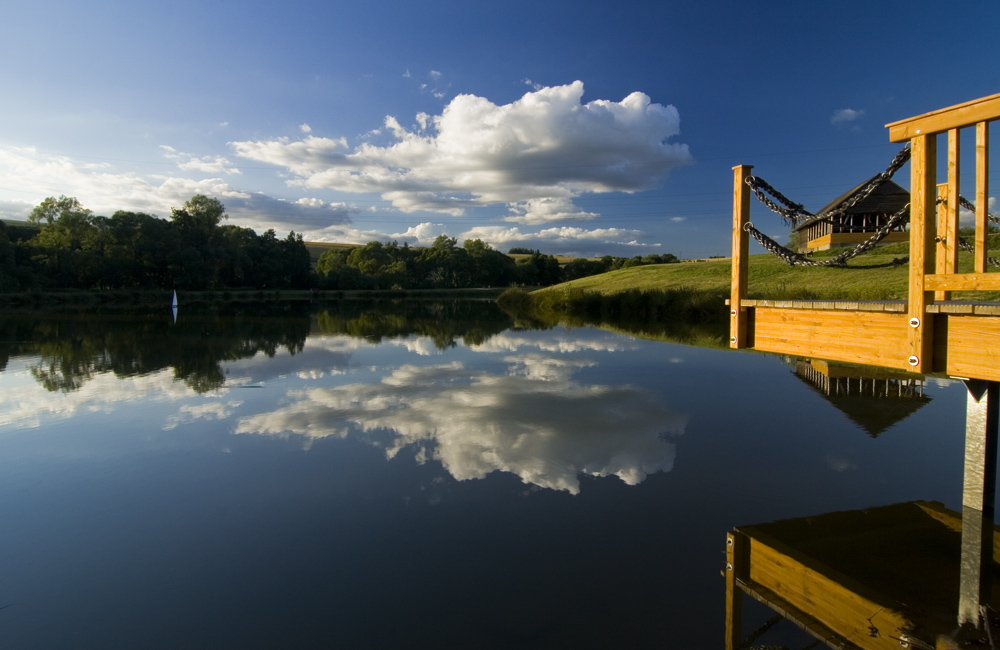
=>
[751,308,911,370]
[944,315,1000,381]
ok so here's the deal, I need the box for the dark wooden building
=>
[793,177,910,252]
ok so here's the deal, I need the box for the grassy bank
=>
[499,240,1000,346]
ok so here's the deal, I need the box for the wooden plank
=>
[945,315,1000,382]
[908,134,937,373]
[730,165,752,349]
[736,580,864,650]
[924,273,1000,292]
[936,182,953,301]
[976,122,990,273]
[947,129,961,281]
[886,93,1000,142]
[747,538,909,650]
[751,308,911,369]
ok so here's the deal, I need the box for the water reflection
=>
[236,354,687,494]
[725,501,1000,650]
[0,301,980,648]
[792,358,931,437]
[0,300,520,395]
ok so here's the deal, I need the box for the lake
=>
[0,300,984,648]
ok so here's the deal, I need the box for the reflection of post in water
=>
[959,381,998,630]
[723,381,1000,649]
[792,359,930,437]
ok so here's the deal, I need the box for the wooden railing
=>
[731,93,1000,375]
[887,93,1000,372]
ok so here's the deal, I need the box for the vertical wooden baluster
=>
[975,122,990,274]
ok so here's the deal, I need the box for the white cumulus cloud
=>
[229,81,692,221]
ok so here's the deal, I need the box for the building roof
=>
[793,176,910,232]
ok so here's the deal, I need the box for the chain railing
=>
[743,202,911,268]
[742,144,1000,270]
[745,145,911,227]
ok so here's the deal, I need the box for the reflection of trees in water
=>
[314,299,526,350]
[1,305,312,393]
[0,300,531,393]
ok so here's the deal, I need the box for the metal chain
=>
[937,196,1000,268]
[745,144,911,226]
[744,202,910,268]
[821,144,911,223]
[745,177,813,225]
[958,196,1000,225]
[739,615,783,649]
[956,236,1000,268]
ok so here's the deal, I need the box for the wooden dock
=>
[725,93,1000,648]
[730,93,1000,382]
[725,501,1000,650]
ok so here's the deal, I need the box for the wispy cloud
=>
[160,145,241,175]
[0,145,360,240]
[831,108,865,125]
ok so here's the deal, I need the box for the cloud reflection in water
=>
[236,354,687,494]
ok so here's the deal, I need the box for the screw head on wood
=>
[909,317,920,328]
[908,355,919,366]
[731,309,737,316]
[730,336,737,343]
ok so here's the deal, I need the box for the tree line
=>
[0,195,311,292]
[315,238,678,290]
[0,194,679,293]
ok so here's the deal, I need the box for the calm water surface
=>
[0,301,981,648]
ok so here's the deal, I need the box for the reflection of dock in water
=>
[725,501,1000,650]
[792,359,931,437]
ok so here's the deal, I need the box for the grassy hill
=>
[531,239,1000,303]
[304,241,361,268]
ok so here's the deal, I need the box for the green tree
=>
[28,196,91,226]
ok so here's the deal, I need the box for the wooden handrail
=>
[886,93,1000,142]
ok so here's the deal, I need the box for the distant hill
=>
[304,241,362,268]
[1,219,38,229]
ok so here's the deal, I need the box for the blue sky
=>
[1,0,998,258]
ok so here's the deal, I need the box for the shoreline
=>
[0,287,509,308]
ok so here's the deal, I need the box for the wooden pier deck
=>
[730,93,1000,382]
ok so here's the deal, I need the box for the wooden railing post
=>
[976,122,990,274]
[908,134,936,373]
[731,165,752,349]
[936,182,955,301]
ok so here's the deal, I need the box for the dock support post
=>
[959,380,999,627]
[731,165,752,349]
[724,531,745,650]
